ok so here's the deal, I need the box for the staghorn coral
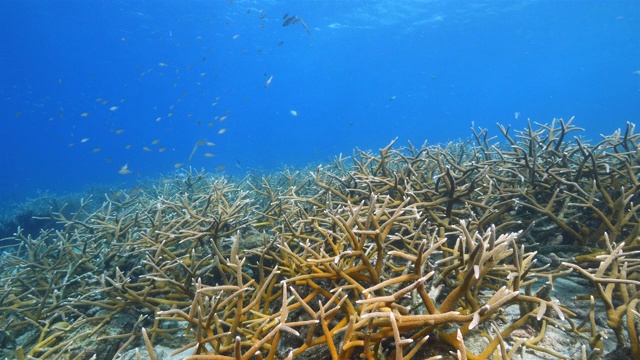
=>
[561,232,640,358]
[0,119,637,359]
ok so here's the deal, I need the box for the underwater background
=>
[1,0,639,207]
[1,2,640,359]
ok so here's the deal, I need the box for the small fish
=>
[277,41,285,46]
[101,100,108,105]
[204,153,215,158]
[125,144,133,150]
[299,18,311,36]
[92,147,101,153]
[109,106,119,111]
[211,102,217,106]
[156,117,162,122]
[290,110,298,117]
[265,75,273,88]
[389,95,396,101]
[232,34,240,40]
[219,115,228,122]
[114,129,125,135]
[68,143,75,147]
[105,157,112,163]
[158,62,168,67]
[218,128,227,134]
[80,112,89,117]
[283,15,310,35]
[81,138,90,143]
[158,146,167,153]
[143,146,152,152]
[188,140,204,162]
[208,122,215,127]
[119,164,132,175]
[151,139,160,145]
[215,165,226,171]
[206,142,215,146]
[174,163,183,168]
[283,16,296,27]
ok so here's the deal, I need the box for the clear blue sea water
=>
[1,0,639,207]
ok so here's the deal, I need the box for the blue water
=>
[1,0,639,206]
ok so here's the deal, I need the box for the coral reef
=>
[0,119,638,359]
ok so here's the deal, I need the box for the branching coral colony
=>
[0,119,638,360]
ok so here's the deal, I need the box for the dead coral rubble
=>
[0,119,638,359]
